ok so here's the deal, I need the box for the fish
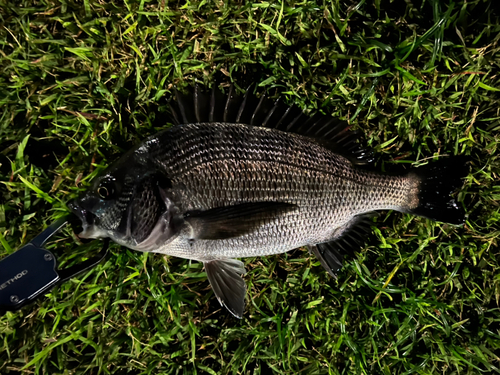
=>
[68,84,470,318]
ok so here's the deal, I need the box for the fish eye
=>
[97,179,116,200]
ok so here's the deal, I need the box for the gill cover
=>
[69,146,180,251]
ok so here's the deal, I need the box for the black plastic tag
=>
[0,244,59,311]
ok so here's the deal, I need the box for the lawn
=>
[1,0,499,374]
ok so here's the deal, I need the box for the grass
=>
[0,0,499,374]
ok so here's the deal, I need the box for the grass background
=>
[1,0,499,374]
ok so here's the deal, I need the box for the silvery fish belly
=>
[69,85,469,318]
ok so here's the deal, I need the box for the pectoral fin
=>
[204,259,247,318]
[185,202,297,240]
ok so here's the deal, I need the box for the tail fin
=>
[407,156,470,225]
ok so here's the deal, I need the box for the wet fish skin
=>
[68,87,469,318]
[139,122,418,259]
[71,122,417,257]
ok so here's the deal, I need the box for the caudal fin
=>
[407,156,470,225]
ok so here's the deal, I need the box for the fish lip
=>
[67,201,92,224]
[67,201,96,238]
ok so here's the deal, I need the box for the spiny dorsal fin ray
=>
[194,84,209,123]
[224,85,241,123]
[175,88,197,124]
[309,214,375,278]
[210,85,226,122]
[168,83,374,166]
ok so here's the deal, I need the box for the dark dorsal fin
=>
[309,214,375,278]
[168,83,374,166]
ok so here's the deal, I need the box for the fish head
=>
[68,152,175,249]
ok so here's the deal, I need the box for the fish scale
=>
[137,122,414,260]
[69,86,469,317]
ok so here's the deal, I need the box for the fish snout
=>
[68,201,94,225]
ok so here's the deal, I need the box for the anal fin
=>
[309,215,374,278]
[204,259,246,318]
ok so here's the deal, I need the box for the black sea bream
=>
[69,85,469,317]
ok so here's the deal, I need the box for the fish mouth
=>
[67,201,98,239]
